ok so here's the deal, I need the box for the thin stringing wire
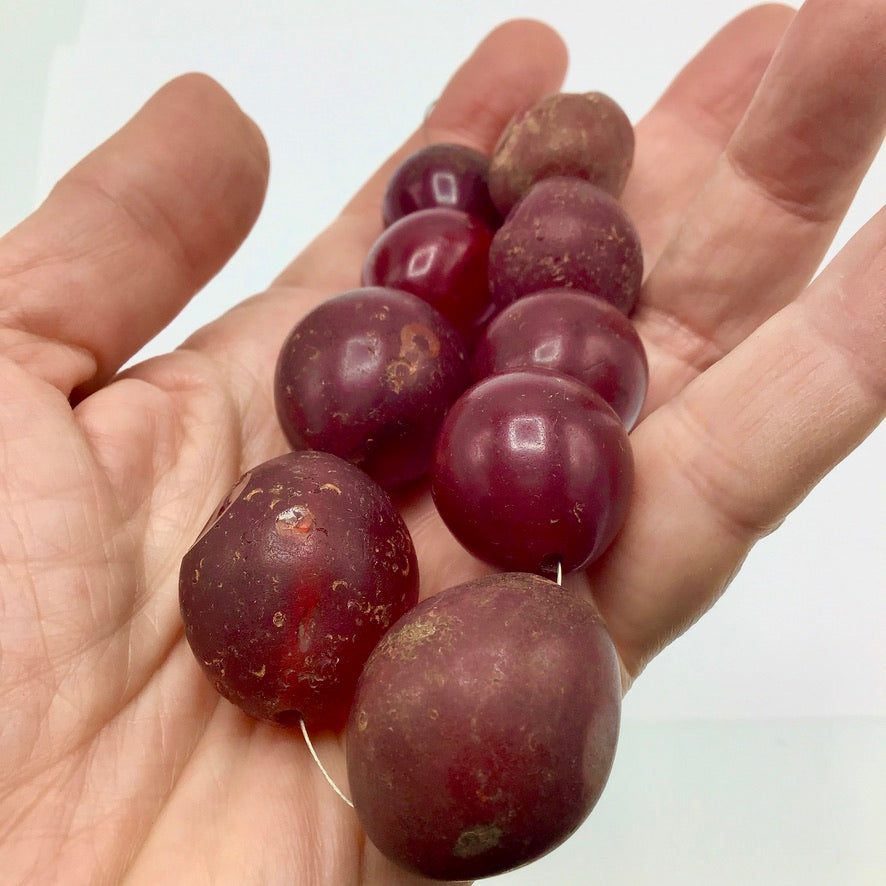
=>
[299,716,354,808]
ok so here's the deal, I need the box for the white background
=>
[2,1,884,883]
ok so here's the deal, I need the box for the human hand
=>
[1,2,883,884]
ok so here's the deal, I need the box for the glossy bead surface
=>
[382,142,501,230]
[473,288,648,429]
[362,208,494,344]
[275,287,472,490]
[431,369,634,574]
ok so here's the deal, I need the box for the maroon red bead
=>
[473,287,648,429]
[362,207,494,344]
[430,369,634,575]
[381,142,502,230]
[274,286,471,490]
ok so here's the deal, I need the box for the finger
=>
[635,0,886,413]
[623,3,795,267]
[591,203,886,680]
[271,18,568,294]
[0,73,269,399]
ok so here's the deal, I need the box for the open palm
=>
[1,2,883,883]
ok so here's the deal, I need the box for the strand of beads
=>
[181,90,646,882]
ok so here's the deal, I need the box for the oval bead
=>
[362,208,493,344]
[473,288,648,429]
[431,368,634,574]
[382,142,501,230]
[275,287,472,490]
